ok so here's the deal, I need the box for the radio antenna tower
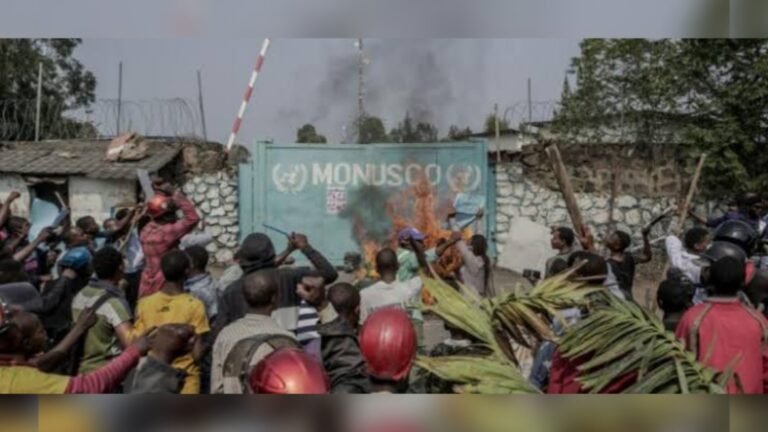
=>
[356,38,366,143]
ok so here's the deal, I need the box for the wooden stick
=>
[546,144,585,236]
[607,159,620,236]
[53,191,67,209]
[674,153,707,235]
[651,154,707,311]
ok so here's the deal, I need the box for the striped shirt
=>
[295,300,320,344]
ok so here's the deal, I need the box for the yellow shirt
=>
[134,291,210,394]
[0,365,69,394]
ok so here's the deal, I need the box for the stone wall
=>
[495,163,674,253]
[494,143,721,257]
[182,169,239,264]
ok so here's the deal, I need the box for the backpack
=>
[222,334,300,393]
[69,291,115,375]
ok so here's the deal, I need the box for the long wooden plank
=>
[674,153,708,235]
[546,144,585,236]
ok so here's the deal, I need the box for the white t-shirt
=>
[665,235,702,284]
[360,277,422,324]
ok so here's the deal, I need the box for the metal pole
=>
[116,61,123,135]
[494,103,501,163]
[197,70,208,141]
[34,63,42,141]
[527,77,532,124]
[357,38,365,144]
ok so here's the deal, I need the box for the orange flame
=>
[354,167,472,303]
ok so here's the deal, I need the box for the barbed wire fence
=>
[0,98,206,141]
[498,101,560,130]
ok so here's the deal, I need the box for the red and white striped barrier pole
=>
[226,38,271,151]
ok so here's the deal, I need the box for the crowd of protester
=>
[1,177,767,394]
[0,178,493,394]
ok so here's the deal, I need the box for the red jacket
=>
[139,193,200,297]
[675,298,768,394]
[547,351,634,394]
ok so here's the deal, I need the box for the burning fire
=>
[354,167,472,302]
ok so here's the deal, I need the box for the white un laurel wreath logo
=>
[271,163,481,194]
[272,164,308,194]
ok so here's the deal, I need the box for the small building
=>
[0,138,183,224]
[460,128,538,159]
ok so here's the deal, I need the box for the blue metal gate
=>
[239,141,491,264]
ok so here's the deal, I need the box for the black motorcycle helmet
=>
[712,219,758,255]
[699,241,748,265]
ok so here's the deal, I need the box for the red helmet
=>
[359,308,417,381]
[146,195,173,218]
[249,348,330,394]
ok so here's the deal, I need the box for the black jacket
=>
[40,275,89,343]
[215,246,338,333]
[318,317,369,394]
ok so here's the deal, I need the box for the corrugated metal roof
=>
[0,139,182,179]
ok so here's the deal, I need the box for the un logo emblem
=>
[272,163,308,194]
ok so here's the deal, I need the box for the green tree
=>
[555,39,768,197]
[296,123,327,143]
[0,39,97,140]
[443,125,473,141]
[358,115,390,144]
[389,112,439,143]
[484,113,511,134]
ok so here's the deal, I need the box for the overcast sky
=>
[74,39,580,144]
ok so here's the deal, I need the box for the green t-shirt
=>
[71,285,132,373]
[396,248,437,282]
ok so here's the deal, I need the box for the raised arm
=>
[13,227,52,263]
[0,191,21,229]
[274,240,296,267]
[635,229,653,264]
[65,342,145,394]
[167,192,201,239]
[34,306,97,373]
[104,207,138,242]
[291,233,338,283]
[435,237,461,257]
[409,237,433,278]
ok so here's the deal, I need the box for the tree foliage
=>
[443,125,473,141]
[296,123,327,143]
[484,113,511,133]
[389,112,438,143]
[555,39,768,197]
[0,39,97,140]
[357,115,390,144]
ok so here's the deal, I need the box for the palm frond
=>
[418,273,599,393]
[493,272,604,344]
[557,295,728,394]
[415,355,539,394]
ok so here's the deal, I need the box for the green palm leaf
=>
[558,295,729,394]
[418,273,598,393]
[415,356,539,394]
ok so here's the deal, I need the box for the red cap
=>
[249,348,330,394]
[146,195,172,218]
[359,308,416,381]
